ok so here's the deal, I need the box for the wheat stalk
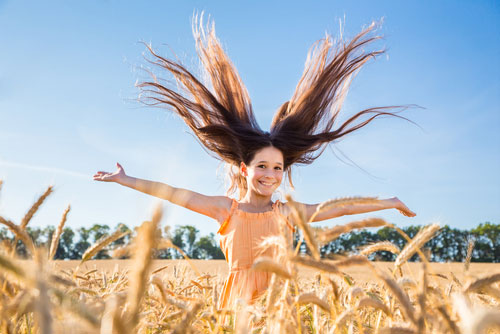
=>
[81,228,130,263]
[34,251,52,334]
[100,295,127,334]
[21,185,53,229]
[171,302,203,334]
[375,271,417,325]
[394,223,440,270]
[436,305,460,334]
[151,275,187,310]
[318,218,387,244]
[464,237,475,272]
[51,288,100,328]
[0,216,35,255]
[124,205,162,332]
[48,205,70,260]
[291,255,342,275]
[286,195,320,260]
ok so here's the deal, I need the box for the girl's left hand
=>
[391,197,416,217]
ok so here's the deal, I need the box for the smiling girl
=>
[94,17,415,309]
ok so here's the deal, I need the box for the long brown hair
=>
[138,15,411,199]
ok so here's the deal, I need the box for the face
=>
[240,146,284,198]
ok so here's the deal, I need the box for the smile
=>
[259,181,274,186]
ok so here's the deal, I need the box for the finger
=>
[116,162,123,169]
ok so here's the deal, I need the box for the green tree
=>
[195,233,224,259]
[73,227,91,259]
[471,222,500,262]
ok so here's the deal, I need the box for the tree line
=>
[0,222,498,262]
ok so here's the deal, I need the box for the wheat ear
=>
[286,195,320,260]
[334,255,372,268]
[464,237,475,272]
[0,252,26,279]
[0,216,35,255]
[356,297,391,316]
[291,255,341,275]
[296,293,331,312]
[81,228,130,263]
[318,218,387,244]
[48,204,70,260]
[360,241,400,257]
[253,256,292,279]
[375,271,417,325]
[394,223,440,270]
[463,272,500,293]
[151,275,187,310]
[309,196,380,222]
[21,185,53,228]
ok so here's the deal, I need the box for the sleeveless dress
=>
[216,199,293,309]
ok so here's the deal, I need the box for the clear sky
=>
[0,0,499,238]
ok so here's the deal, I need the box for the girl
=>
[94,17,416,309]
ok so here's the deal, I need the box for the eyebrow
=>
[257,161,283,165]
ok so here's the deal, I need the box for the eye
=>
[257,164,266,169]
[274,166,282,170]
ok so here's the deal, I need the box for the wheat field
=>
[1,184,499,333]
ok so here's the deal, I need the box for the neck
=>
[240,191,273,208]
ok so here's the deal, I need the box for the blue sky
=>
[0,0,499,238]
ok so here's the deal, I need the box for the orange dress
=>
[216,199,293,309]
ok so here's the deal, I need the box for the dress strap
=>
[217,199,238,235]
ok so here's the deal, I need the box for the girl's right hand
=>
[93,162,126,183]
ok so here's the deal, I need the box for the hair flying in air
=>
[137,14,412,199]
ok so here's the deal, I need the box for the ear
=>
[240,162,248,177]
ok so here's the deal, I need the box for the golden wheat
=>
[360,241,401,257]
[1,185,499,334]
[80,228,130,263]
[0,216,36,255]
[309,196,380,222]
[318,217,387,244]
[49,205,71,260]
[394,223,440,270]
[21,185,53,229]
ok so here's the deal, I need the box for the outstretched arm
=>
[302,197,416,223]
[93,163,231,222]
